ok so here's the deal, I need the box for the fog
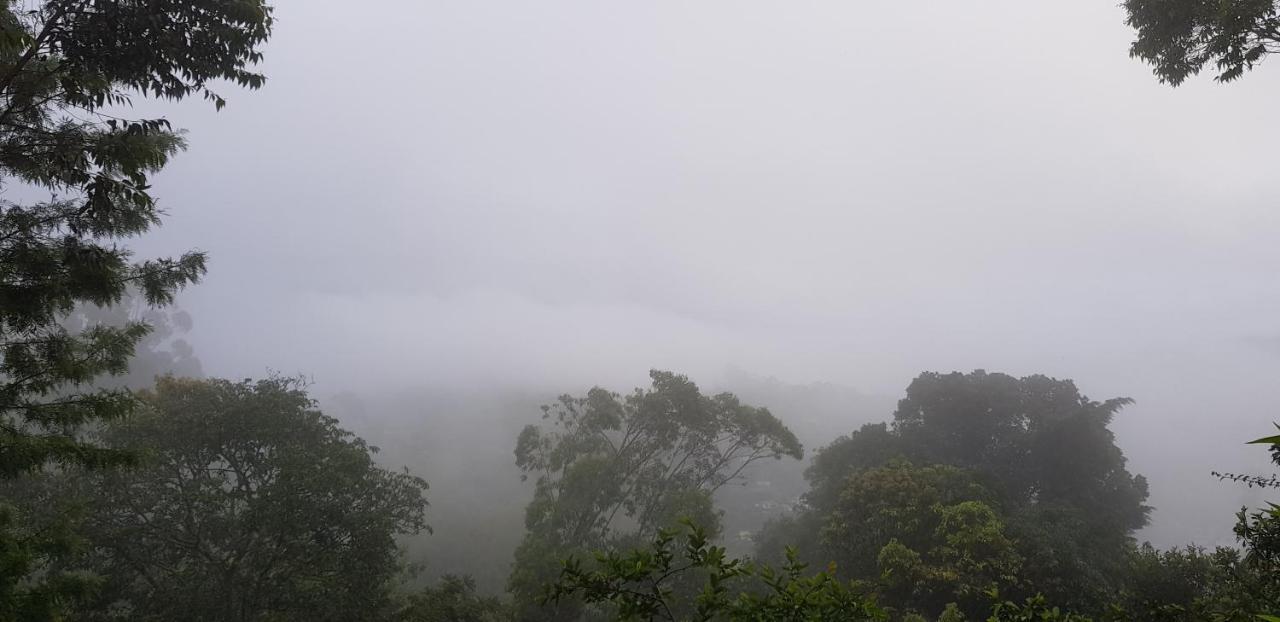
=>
[133,0,1277,564]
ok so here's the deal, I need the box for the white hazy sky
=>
[133,0,1280,546]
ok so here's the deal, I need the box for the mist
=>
[9,0,1279,618]
[126,0,1278,548]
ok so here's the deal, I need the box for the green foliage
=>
[20,376,430,621]
[753,512,825,571]
[777,371,1148,615]
[1226,427,1280,620]
[1117,544,1218,620]
[821,461,994,576]
[397,575,510,622]
[0,494,98,622]
[891,372,1149,535]
[544,519,886,621]
[938,603,966,622]
[59,291,203,387]
[0,1,272,617]
[1216,424,1280,490]
[510,371,803,618]
[803,423,903,512]
[1249,424,1280,446]
[0,0,274,469]
[985,593,1092,622]
[986,426,1280,622]
[1236,502,1280,573]
[822,462,1020,619]
[1113,544,1273,621]
[1124,0,1280,85]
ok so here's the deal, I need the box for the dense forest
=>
[1,1,1279,621]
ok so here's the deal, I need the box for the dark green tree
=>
[396,575,510,622]
[0,1,272,617]
[35,376,430,621]
[510,371,803,620]
[1115,544,1268,621]
[821,462,1021,619]
[1124,0,1280,85]
[1214,426,1280,619]
[980,426,1280,622]
[802,423,904,513]
[765,371,1149,615]
[892,372,1148,531]
[985,593,1092,622]
[544,519,886,622]
[0,0,271,476]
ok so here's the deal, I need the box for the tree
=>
[1124,0,1280,85]
[544,519,886,622]
[33,376,430,621]
[766,371,1149,614]
[396,575,510,622]
[1115,544,1266,621]
[802,423,904,513]
[509,370,803,619]
[0,2,271,614]
[0,0,271,476]
[1213,425,1280,619]
[61,289,204,387]
[985,426,1280,622]
[985,593,1092,622]
[891,372,1148,532]
[820,461,1020,619]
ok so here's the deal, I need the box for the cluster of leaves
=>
[1227,428,1280,619]
[509,371,803,618]
[396,575,509,622]
[985,593,1093,622]
[775,460,1015,619]
[544,519,885,622]
[1110,544,1276,621]
[1124,0,1280,85]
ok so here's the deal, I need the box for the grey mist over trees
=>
[129,0,1280,551]
[4,0,1280,620]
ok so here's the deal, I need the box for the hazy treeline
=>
[8,326,1278,620]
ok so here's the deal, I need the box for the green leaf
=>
[1247,435,1280,445]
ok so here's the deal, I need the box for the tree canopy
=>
[509,370,803,619]
[761,370,1150,617]
[0,0,271,473]
[545,520,885,622]
[1125,0,1280,84]
[822,461,1020,618]
[17,376,430,622]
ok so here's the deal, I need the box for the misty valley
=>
[1,1,1279,621]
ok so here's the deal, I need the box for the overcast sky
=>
[132,0,1280,546]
